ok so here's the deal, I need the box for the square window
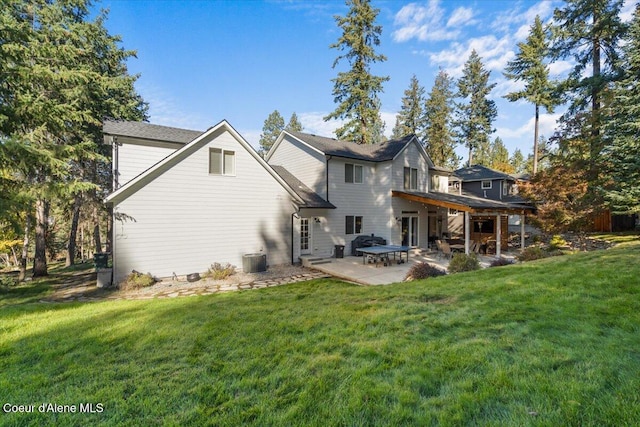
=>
[481,180,492,189]
[345,163,363,183]
[345,216,363,234]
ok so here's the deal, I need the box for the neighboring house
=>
[454,164,529,203]
[104,121,532,282]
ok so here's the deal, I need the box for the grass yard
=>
[1,236,639,426]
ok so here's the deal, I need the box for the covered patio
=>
[392,190,533,258]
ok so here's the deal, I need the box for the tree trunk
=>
[533,103,539,175]
[93,205,102,253]
[33,198,48,277]
[19,216,31,281]
[65,194,82,267]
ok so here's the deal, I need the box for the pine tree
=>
[324,0,389,144]
[510,149,526,174]
[423,70,459,169]
[454,50,497,166]
[550,0,626,194]
[259,110,285,155]
[0,0,146,276]
[489,137,512,173]
[604,3,640,213]
[286,112,303,132]
[391,75,424,139]
[504,16,556,175]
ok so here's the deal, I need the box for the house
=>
[104,121,532,283]
[104,120,313,283]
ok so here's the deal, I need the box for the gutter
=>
[326,155,332,202]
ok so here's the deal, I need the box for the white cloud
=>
[496,112,561,141]
[392,0,461,42]
[447,7,475,28]
[298,111,397,140]
[429,35,515,77]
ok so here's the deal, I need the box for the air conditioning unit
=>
[242,253,267,273]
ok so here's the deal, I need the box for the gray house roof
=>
[103,120,203,144]
[271,166,336,209]
[393,190,533,214]
[455,165,520,182]
[287,131,416,162]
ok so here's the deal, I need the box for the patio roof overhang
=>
[392,190,532,215]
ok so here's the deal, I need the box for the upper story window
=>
[481,180,492,189]
[209,148,235,175]
[503,182,508,196]
[404,167,418,190]
[345,163,363,184]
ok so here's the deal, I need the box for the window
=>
[345,216,363,235]
[503,182,508,196]
[209,148,235,175]
[345,163,363,183]
[481,180,492,189]
[404,167,418,190]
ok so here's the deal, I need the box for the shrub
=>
[0,275,17,289]
[205,262,236,280]
[549,235,569,250]
[405,262,446,281]
[517,246,548,262]
[448,253,480,273]
[119,271,157,290]
[490,257,515,267]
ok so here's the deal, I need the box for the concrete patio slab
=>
[309,250,516,285]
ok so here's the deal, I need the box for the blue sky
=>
[97,0,636,162]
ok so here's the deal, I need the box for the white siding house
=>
[105,120,304,283]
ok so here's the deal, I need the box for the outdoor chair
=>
[439,241,453,259]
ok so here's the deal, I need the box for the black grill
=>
[351,234,387,256]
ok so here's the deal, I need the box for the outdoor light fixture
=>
[314,217,321,223]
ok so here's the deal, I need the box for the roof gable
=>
[272,131,421,163]
[105,120,304,206]
[455,165,516,182]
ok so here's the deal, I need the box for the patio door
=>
[300,218,312,255]
[401,216,418,247]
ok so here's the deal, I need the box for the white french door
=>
[300,218,312,255]
[401,216,419,247]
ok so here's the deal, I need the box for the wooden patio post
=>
[521,214,526,250]
[495,213,501,258]
[464,211,470,254]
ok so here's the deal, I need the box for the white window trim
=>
[345,163,364,184]
[345,215,363,235]
[404,167,418,190]
[481,180,492,189]
[209,148,236,176]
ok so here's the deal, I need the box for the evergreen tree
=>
[454,50,497,166]
[510,149,526,174]
[504,16,556,175]
[550,0,626,195]
[489,137,512,173]
[0,0,146,276]
[286,112,303,132]
[259,110,285,155]
[391,75,424,139]
[324,0,389,144]
[423,70,459,169]
[604,3,640,213]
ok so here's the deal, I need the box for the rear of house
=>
[105,120,302,284]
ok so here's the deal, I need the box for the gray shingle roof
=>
[288,131,415,162]
[454,165,515,181]
[271,166,336,209]
[103,120,203,144]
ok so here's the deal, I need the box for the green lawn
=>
[1,237,639,426]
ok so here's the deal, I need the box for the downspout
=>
[291,211,299,265]
[326,155,332,202]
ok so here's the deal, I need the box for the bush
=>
[205,262,236,280]
[119,271,157,290]
[448,253,480,273]
[517,246,548,261]
[490,257,515,267]
[405,262,446,281]
[0,275,17,289]
[549,235,569,250]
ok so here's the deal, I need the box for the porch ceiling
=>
[392,190,532,215]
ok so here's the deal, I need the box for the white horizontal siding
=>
[268,135,327,197]
[113,130,295,283]
[117,143,177,186]
[392,142,430,192]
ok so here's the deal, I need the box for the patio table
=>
[356,245,410,267]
